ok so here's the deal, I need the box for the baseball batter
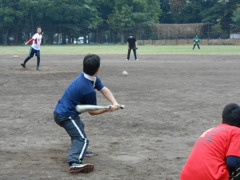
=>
[193,35,200,50]
[21,27,42,71]
[180,103,240,180]
[54,54,121,173]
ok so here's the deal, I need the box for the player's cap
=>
[129,33,133,36]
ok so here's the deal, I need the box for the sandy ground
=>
[1,53,240,180]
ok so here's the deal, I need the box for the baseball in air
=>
[122,71,128,76]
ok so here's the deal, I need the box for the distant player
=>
[54,54,121,173]
[21,27,42,71]
[126,34,138,61]
[180,103,240,180]
[193,35,200,50]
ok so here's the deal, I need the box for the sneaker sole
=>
[85,153,94,157]
[69,164,94,173]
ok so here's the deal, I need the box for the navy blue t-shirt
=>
[54,72,104,117]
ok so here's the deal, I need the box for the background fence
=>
[1,23,240,45]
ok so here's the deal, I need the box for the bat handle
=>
[109,105,125,109]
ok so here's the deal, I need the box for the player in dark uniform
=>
[193,35,200,50]
[126,34,138,61]
[54,54,121,173]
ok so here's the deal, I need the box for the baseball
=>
[122,71,128,76]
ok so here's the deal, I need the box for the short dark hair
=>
[83,54,100,76]
[222,103,240,127]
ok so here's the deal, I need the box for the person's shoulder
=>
[96,76,102,81]
[229,126,240,138]
[72,72,84,82]
[221,124,240,133]
[78,72,85,79]
[70,73,91,91]
[32,33,38,38]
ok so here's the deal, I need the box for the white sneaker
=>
[69,163,94,173]
[126,59,129,61]
[135,59,139,61]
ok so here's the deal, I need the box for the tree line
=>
[1,0,240,45]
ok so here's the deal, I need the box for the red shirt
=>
[180,124,240,180]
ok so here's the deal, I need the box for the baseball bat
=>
[76,104,125,113]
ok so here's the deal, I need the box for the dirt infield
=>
[1,53,240,180]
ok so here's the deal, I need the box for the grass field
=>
[0,45,239,54]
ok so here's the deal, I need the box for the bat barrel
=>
[76,104,125,113]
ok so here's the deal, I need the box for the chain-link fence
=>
[1,23,240,45]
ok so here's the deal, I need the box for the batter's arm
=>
[88,87,120,116]
[100,87,120,111]
[88,109,109,116]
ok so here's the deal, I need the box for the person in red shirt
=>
[180,103,240,180]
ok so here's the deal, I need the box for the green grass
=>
[0,45,239,54]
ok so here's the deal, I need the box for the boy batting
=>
[21,27,42,71]
[54,54,121,173]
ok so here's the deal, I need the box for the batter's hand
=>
[109,104,120,111]
[25,42,28,45]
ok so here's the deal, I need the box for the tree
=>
[200,0,240,38]
[108,0,162,43]
[232,4,240,29]
[177,1,202,23]
[0,0,25,45]
[159,0,173,23]
[168,0,185,23]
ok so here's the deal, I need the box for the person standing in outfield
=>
[180,103,240,180]
[54,54,121,173]
[21,27,42,71]
[126,34,138,61]
[193,35,200,50]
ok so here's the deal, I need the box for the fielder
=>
[192,35,200,50]
[180,103,240,180]
[54,54,121,173]
[21,27,42,71]
[126,34,138,61]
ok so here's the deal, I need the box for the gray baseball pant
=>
[54,112,88,165]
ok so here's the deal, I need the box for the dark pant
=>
[23,47,40,67]
[193,44,200,50]
[54,112,89,165]
[127,48,138,60]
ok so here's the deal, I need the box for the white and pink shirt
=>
[27,33,42,50]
